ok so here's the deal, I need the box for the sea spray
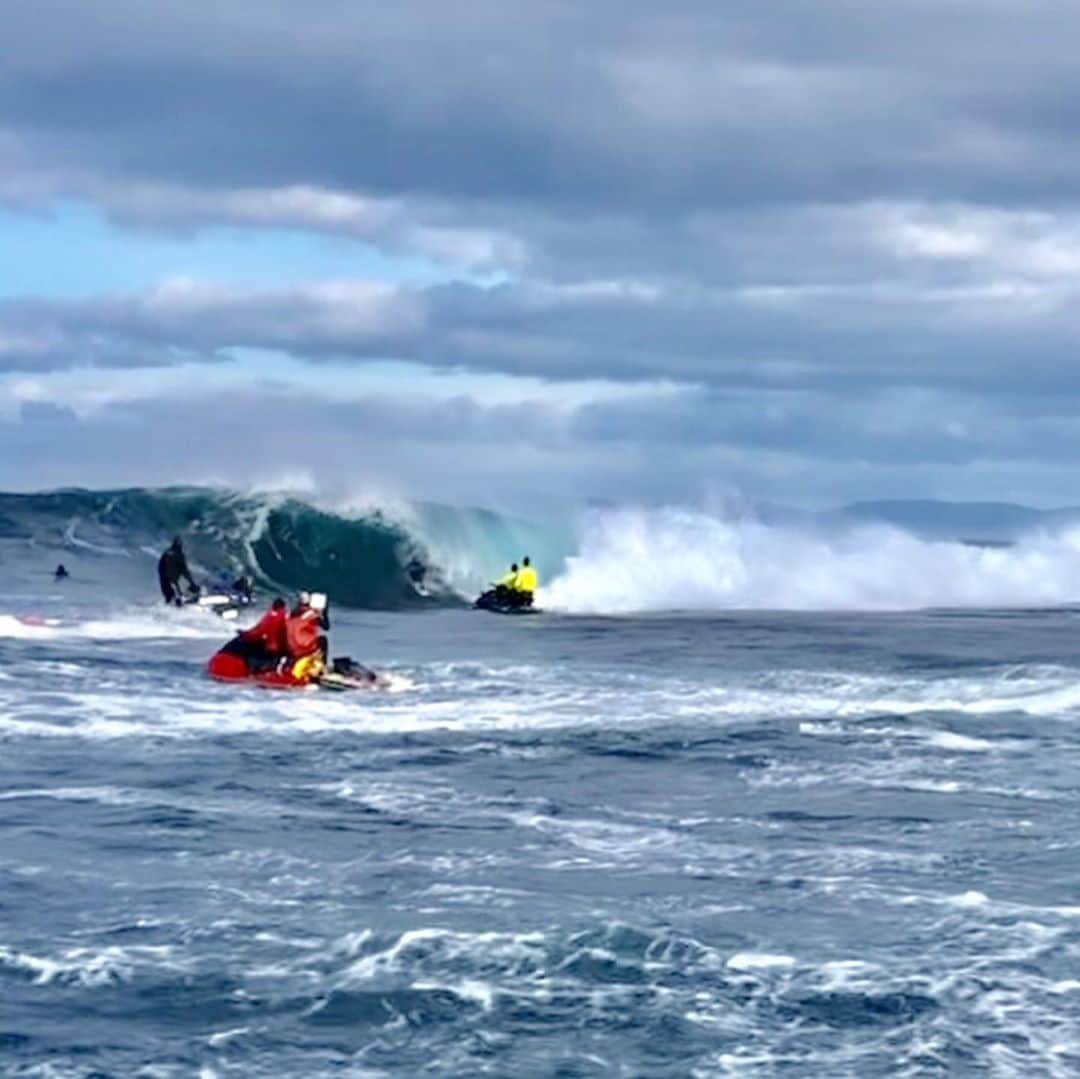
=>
[541,505,1080,612]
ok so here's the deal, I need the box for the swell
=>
[0,487,556,610]
[10,487,1080,614]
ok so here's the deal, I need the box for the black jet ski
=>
[474,588,541,615]
[320,657,390,691]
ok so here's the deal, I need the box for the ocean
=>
[2,490,1079,1076]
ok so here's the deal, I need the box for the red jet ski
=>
[207,648,386,691]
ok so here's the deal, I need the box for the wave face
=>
[541,505,1080,613]
[0,487,566,610]
[8,489,1080,613]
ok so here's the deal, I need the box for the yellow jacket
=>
[515,565,538,593]
[292,653,324,683]
[496,568,517,587]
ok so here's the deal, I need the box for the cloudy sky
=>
[4,0,1080,510]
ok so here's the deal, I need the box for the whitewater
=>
[2,489,1080,1076]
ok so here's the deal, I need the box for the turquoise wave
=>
[0,487,571,610]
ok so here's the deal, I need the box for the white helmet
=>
[298,590,311,606]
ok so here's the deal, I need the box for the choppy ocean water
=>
[2,585,1080,1076]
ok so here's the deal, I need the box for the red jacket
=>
[286,608,322,657]
[241,607,287,655]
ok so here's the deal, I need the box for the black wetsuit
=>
[158,544,197,605]
[232,576,255,602]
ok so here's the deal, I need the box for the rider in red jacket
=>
[216,596,287,672]
[241,597,288,657]
[286,592,330,660]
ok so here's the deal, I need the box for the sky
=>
[4,0,1080,511]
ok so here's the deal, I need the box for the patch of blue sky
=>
[0,200,466,299]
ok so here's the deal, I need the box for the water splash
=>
[542,506,1080,612]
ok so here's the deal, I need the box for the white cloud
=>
[115,182,398,234]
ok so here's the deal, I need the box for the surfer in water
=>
[232,574,255,603]
[157,537,199,606]
[54,564,69,580]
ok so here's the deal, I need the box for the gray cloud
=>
[3,0,1080,211]
[0,317,209,372]
[8,266,1080,399]
[5,375,1080,510]
[5,1,1080,504]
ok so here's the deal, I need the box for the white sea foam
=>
[0,942,177,986]
[413,977,497,1010]
[0,607,239,641]
[541,506,1080,612]
[0,786,146,806]
[726,952,797,971]
[206,1027,251,1048]
[336,927,547,986]
[3,652,1079,744]
[814,959,885,991]
[925,731,996,752]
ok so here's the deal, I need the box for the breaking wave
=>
[0,487,566,610]
[6,488,1080,612]
[540,505,1080,613]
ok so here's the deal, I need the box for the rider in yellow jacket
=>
[513,556,538,603]
[494,563,518,601]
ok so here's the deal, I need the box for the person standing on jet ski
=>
[158,537,199,606]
